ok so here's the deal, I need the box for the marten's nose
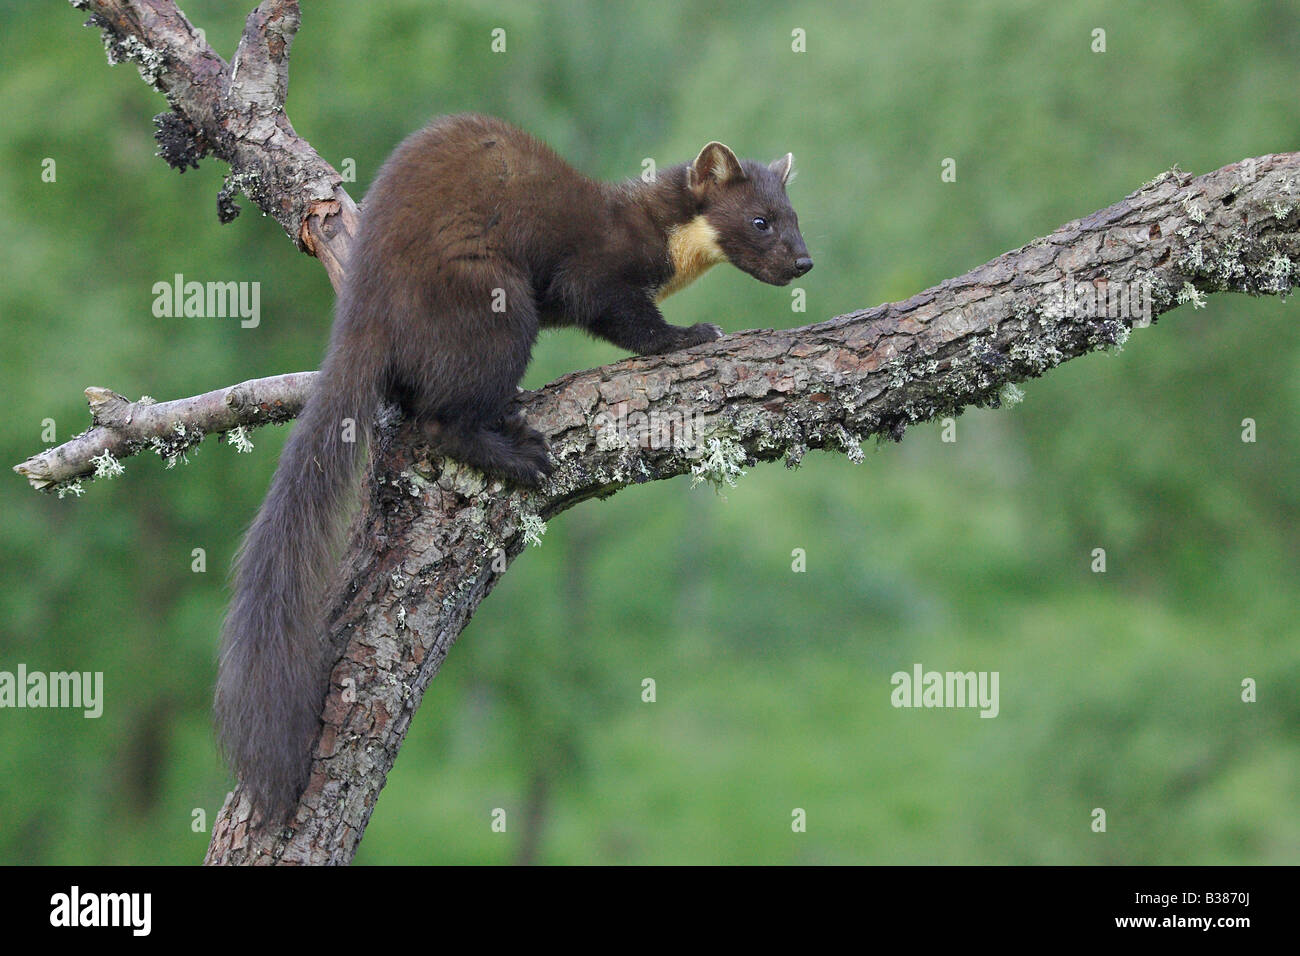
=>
[793,257,814,276]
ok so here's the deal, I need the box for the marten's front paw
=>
[683,323,724,347]
[640,323,725,355]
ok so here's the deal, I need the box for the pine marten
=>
[216,113,812,820]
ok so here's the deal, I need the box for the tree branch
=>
[14,374,313,491]
[48,0,1300,867]
[70,0,357,286]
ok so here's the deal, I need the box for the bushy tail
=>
[215,342,381,820]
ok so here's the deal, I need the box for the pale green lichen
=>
[886,357,941,392]
[998,383,1025,407]
[1149,279,1175,311]
[435,462,486,497]
[832,425,865,464]
[1263,254,1293,294]
[104,33,167,85]
[402,467,436,496]
[1177,282,1208,309]
[521,514,547,547]
[149,422,201,469]
[1181,196,1206,224]
[1141,165,1181,190]
[690,436,748,492]
[593,423,625,452]
[1008,331,1066,374]
[227,425,254,453]
[89,449,124,479]
[56,480,85,500]
[1208,232,1249,286]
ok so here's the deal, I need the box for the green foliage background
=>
[1,0,1297,864]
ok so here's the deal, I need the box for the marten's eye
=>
[752,216,770,232]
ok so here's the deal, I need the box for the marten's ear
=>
[689,142,744,197]
[770,152,796,186]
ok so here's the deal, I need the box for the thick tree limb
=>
[46,0,1300,867]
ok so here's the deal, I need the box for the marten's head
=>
[685,141,812,286]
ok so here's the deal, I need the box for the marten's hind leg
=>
[399,268,552,487]
[499,411,550,462]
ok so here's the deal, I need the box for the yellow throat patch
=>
[657,216,727,302]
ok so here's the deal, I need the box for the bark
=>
[32,0,1299,865]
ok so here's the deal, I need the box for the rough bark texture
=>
[35,0,1299,865]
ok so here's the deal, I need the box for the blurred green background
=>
[2,0,1297,864]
